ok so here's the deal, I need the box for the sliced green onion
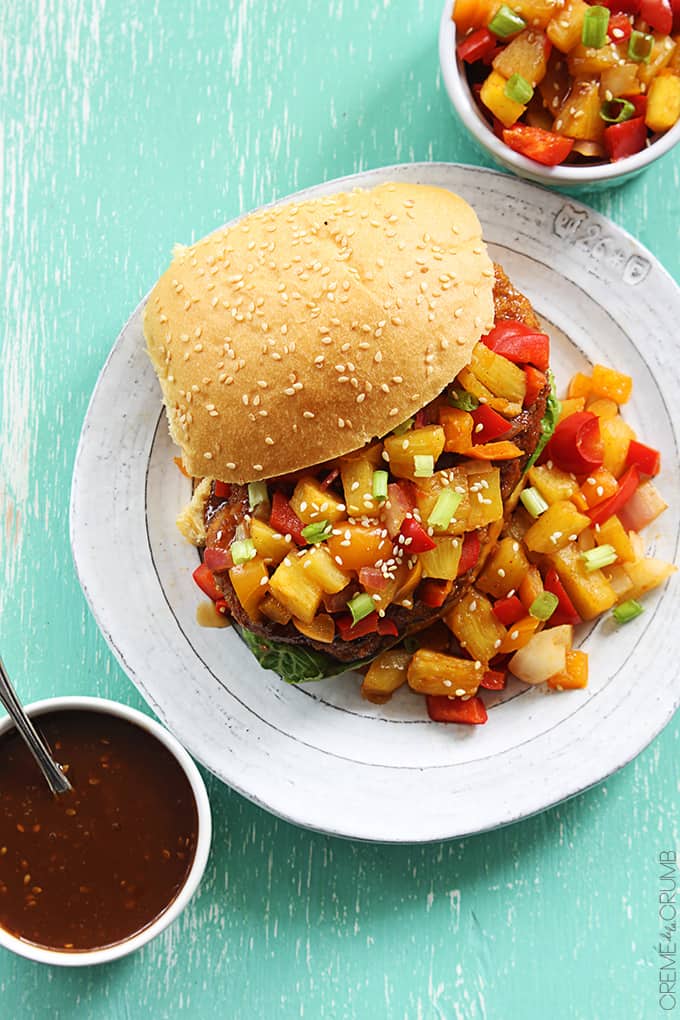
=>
[413,454,434,478]
[372,470,389,501]
[231,539,257,565]
[581,6,609,48]
[348,592,376,625]
[428,489,463,530]
[488,4,526,39]
[301,520,332,545]
[628,29,653,63]
[504,73,534,105]
[520,486,549,518]
[612,598,644,625]
[582,544,617,572]
[529,591,559,622]
[600,98,636,124]
[247,480,269,509]
[447,386,479,411]
[392,417,414,437]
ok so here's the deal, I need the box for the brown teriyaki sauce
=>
[0,710,199,951]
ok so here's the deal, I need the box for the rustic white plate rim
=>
[71,163,680,842]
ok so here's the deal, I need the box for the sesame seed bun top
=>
[144,182,495,483]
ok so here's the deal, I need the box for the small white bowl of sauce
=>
[0,696,211,966]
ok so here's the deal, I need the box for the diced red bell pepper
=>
[481,320,550,372]
[269,491,307,545]
[492,594,526,627]
[479,668,507,691]
[640,0,673,33]
[418,579,453,608]
[320,466,340,491]
[602,0,640,12]
[335,613,399,642]
[607,12,633,40]
[457,26,498,63]
[400,516,436,554]
[213,480,231,499]
[587,464,640,526]
[543,568,582,627]
[524,366,547,409]
[625,439,660,478]
[215,599,230,617]
[426,694,488,724]
[502,124,575,166]
[471,403,512,444]
[193,562,223,602]
[603,117,647,163]
[544,412,603,475]
[672,0,680,32]
[203,546,234,572]
[458,530,481,576]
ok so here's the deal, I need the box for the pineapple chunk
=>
[548,542,617,619]
[445,590,507,663]
[250,518,294,564]
[492,29,550,86]
[523,500,591,554]
[567,42,620,78]
[528,463,579,504]
[586,397,619,419]
[464,464,504,529]
[469,344,527,404]
[340,456,378,517]
[638,34,676,87]
[269,555,322,624]
[623,558,677,600]
[361,649,411,705]
[590,364,632,404]
[646,73,680,133]
[290,477,346,525]
[477,536,530,597]
[420,537,463,580]
[260,593,292,626]
[480,69,527,129]
[229,558,269,622]
[302,546,351,594]
[407,649,480,697]
[456,367,523,417]
[555,79,604,141]
[414,468,470,535]
[600,416,635,478]
[511,0,567,29]
[596,515,635,563]
[383,426,446,481]
[602,563,634,600]
[547,0,589,53]
[557,397,586,422]
[600,63,641,99]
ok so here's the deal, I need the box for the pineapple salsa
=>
[193,345,674,726]
[453,0,680,165]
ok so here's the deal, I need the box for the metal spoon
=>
[0,655,72,795]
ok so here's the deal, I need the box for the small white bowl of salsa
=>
[439,0,680,189]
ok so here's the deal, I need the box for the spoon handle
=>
[0,657,72,795]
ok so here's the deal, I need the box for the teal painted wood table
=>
[1,2,678,1017]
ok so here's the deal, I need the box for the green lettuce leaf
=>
[524,370,560,473]
[236,625,370,684]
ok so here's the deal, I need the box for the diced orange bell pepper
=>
[499,615,540,653]
[578,467,619,509]
[518,565,544,610]
[460,440,523,460]
[547,648,588,690]
[439,406,475,453]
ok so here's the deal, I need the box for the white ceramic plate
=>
[71,164,680,843]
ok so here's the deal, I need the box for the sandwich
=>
[144,183,558,683]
